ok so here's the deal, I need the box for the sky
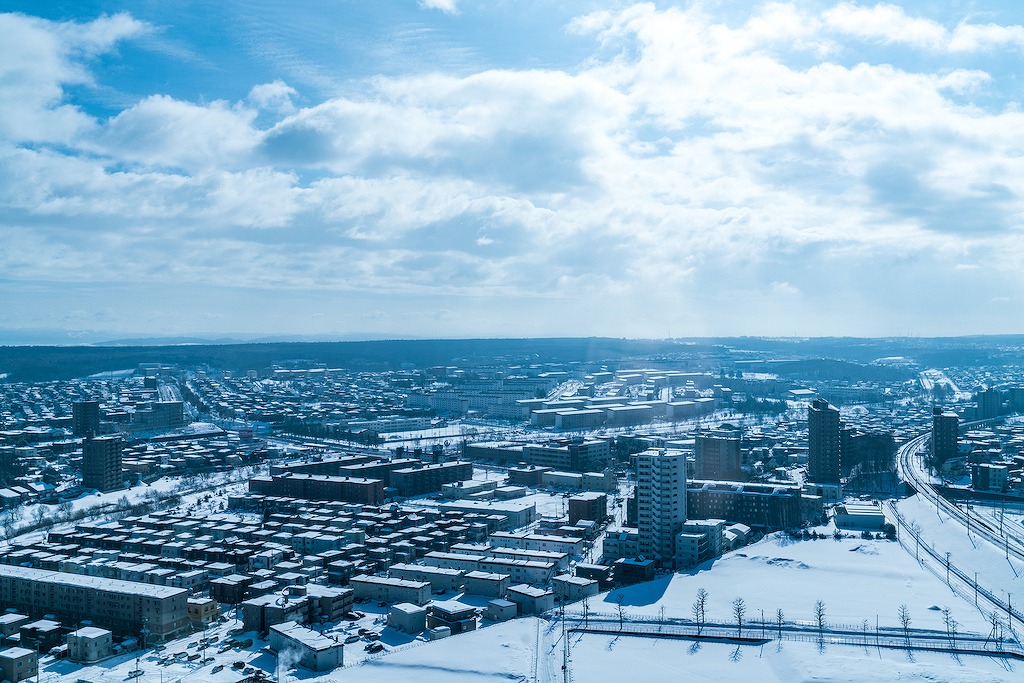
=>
[2,1,1024,343]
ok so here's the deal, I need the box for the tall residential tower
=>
[694,424,742,481]
[931,408,959,467]
[807,398,841,485]
[72,400,101,437]
[636,448,687,569]
[82,436,123,492]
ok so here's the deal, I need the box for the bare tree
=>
[862,619,870,646]
[733,597,746,638]
[988,610,1003,649]
[776,608,785,639]
[616,594,625,631]
[898,604,912,646]
[658,605,666,631]
[582,597,589,628]
[942,607,957,649]
[814,600,827,637]
[692,588,708,635]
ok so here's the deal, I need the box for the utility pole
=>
[561,601,570,683]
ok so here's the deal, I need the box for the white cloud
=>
[419,0,459,15]
[248,80,298,113]
[0,13,145,143]
[96,95,260,171]
[7,4,1024,337]
[770,281,802,297]
[823,2,947,48]
[949,22,1024,52]
[822,3,1024,53]
[54,12,150,56]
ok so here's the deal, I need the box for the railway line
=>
[896,431,1024,563]
[894,429,1024,634]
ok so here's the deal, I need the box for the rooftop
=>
[270,621,342,652]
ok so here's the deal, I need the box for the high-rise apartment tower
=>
[82,436,123,492]
[636,448,687,569]
[807,398,841,485]
[694,425,742,481]
[931,407,959,467]
[72,401,101,437]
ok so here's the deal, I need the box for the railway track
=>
[895,429,1024,634]
[896,431,1024,563]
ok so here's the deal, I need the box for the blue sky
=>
[2,1,1024,342]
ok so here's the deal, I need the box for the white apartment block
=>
[636,448,688,569]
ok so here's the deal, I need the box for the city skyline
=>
[3,1,1024,343]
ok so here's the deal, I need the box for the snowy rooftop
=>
[0,564,185,599]
[270,621,341,652]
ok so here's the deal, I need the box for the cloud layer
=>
[2,3,1024,339]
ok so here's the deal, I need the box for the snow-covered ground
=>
[894,494,1024,625]
[44,611,1020,683]
[328,616,1021,683]
[569,529,993,635]
[2,468,255,548]
[568,628,1020,683]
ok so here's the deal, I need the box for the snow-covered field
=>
[568,628,1020,683]
[895,494,1024,622]
[573,529,992,635]
[333,616,1021,683]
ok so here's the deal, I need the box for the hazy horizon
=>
[4,1,1024,340]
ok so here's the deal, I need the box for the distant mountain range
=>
[1,334,1024,383]
[0,329,422,346]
